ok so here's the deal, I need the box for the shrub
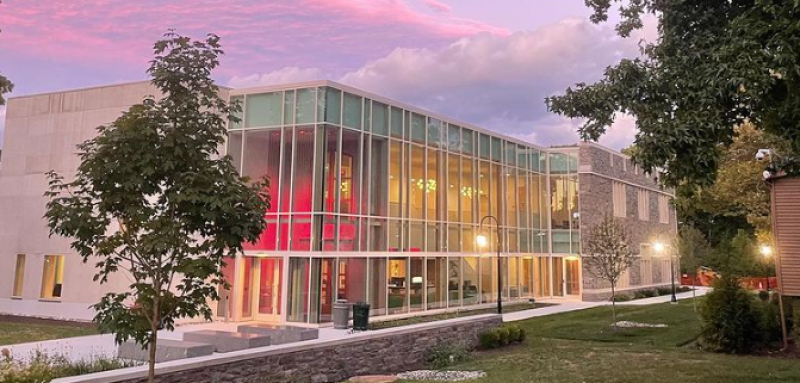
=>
[496,327,511,346]
[478,329,500,349]
[758,290,770,302]
[424,343,469,369]
[0,350,136,383]
[758,298,783,344]
[613,294,632,302]
[700,274,763,353]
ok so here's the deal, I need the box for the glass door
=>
[565,258,581,296]
[255,258,283,322]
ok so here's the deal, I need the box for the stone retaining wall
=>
[56,314,502,383]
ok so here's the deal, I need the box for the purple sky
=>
[0,0,655,149]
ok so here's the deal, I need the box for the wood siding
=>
[771,176,800,296]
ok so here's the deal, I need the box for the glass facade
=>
[227,84,581,324]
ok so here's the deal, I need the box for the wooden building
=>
[769,174,800,296]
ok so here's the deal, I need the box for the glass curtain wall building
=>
[224,81,580,324]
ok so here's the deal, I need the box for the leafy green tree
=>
[0,0,14,105]
[44,32,268,383]
[584,214,635,328]
[677,225,714,311]
[700,274,763,354]
[547,0,800,187]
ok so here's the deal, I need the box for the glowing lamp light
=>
[476,234,489,248]
[761,245,773,257]
[653,242,665,254]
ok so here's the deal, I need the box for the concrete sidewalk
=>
[616,286,711,306]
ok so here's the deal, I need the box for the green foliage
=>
[0,350,136,383]
[479,325,526,350]
[584,214,634,324]
[424,343,470,369]
[547,1,800,187]
[43,31,268,381]
[700,275,762,354]
[0,0,13,106]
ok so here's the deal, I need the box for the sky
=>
[0,0,656,149]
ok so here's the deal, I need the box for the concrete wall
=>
[0,82,160,319]
[54,315,503,383]
[577,143,678,301]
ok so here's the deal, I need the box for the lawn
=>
[408,299,800,383]
[370,301,555,330]
[0,315,98,346]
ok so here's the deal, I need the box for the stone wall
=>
[56,315,502,383]
[578,143,678,301]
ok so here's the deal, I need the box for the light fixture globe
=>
[476,234,489,248]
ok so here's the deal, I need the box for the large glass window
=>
[448,225,461,252]
[12,254,25,297]
[551,176,570,229]
[390,107,403,138]
[411,113,426,143]
[389,141,403,217]
[280,127,294,212]
[491,137,502,162]
[447,154,460,222]
[388,220,402,251]
[462,257,479,305]
[506,168,517,228]
[410,222,424,251]
[338,216,359,251]
[295,88,317,124]
[479,134,490,159]
[462,129,475,155]
[310,258,334,323]
[337,258,367,304]
[478,162,490,220]
[368,258,387,316]
[242,258,253,318]
[283,90,295,124]
[530,174,542,229]
[340,129,361,214]
[323,88,341,125]
[40,255,65,299]
[229,95,244,129]
[372,102,389,136]
[288,258,310,322]
[343,93,362,129]
[536,257,551,297]
[243,129,281,213]
[427,223,441,252]
[293,126,315,212]
[553,257,565,297]
[410,258,424,311]
[521,257,534,297]
[370,137,389,216]
[323,126,340,212]
[447,124,460,152]
[388,257,408,314]
[427,149,440,220]
[291,215,313,251]
[369,218,387,251]
[427,118,442,148]
[491,164,502,225]
[448,258,461,306]
[409,145,425,219]
[462,158,474,224]
[480,257,494,303]
[246,92,282,127]
[508,257,520,298]
[227,130,243,169]
[427,257,447,309]
[518,173,529,228]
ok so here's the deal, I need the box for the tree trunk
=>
[148,300,160,383]
[692,275,697,313]
[610,284,617,329]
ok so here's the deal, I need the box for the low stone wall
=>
[55,314,502,383]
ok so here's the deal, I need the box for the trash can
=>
[352,302,371,331]
[333,299,351,329]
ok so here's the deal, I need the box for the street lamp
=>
[761,245,773,291]
[477,215,503,315]
[654,241,677,303]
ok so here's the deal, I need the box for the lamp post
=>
[654,242,677,303]
[761,245,773,291]
[476,215,502,315]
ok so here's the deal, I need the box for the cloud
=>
[228,67,325,88]
[422,0,452,13]
[230,18,643,149]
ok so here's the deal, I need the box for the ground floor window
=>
[13,254,25,297]
[40,254,65,299]
[238,254,580,324]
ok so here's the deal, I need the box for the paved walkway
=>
[1,287,712,362]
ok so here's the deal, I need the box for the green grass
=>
[402,299,800,383]
[0,317,98,346]
[370,302,555,330]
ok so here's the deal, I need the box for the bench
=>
[236,324,319,345]
[182,330,272,352]
[118,339,214,362]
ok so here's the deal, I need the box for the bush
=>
[758,290,770,302]
[424,343,469,369]
[758,298,783,344]
[478,329,500,349]
[612,294,632,302]
[700,274,763,354]
[478,325,525,350]
[0,350,136,383]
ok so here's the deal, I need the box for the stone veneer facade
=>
[576,143,679,301]
[56,315,503,383]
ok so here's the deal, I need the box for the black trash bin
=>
[352,302,371,331]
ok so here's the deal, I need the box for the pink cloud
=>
[422,0,453,14]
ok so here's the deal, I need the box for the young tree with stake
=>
[584,214,635,328]
[44,32,268,383]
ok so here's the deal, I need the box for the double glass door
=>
[243,258,284,322]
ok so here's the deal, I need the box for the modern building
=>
[0,80,678,324]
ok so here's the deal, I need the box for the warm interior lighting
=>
[476,234,488,248]
[761,245,773,257]
[653,242,665,253]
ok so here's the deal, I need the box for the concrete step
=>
[237,324,319,345]
[182,330,272,353]
[118,339,214,362]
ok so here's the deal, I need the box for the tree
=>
[44,32,268,383]
[0,0,14,105]
[584,214,635,328]
[677,225,713,312]
[547,0,800,187]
